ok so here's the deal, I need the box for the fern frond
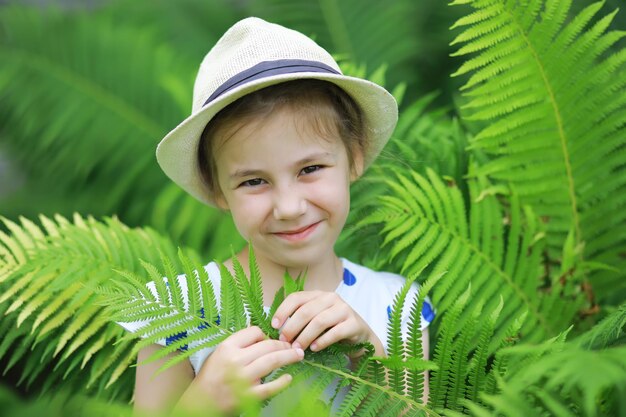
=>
[195,257,219,327]
[0,384,135,417]
[446,313,478,412]
[385,274,416,395]
[0,5,241,259]
[248,0,424,92]
[301,358,437,416]
[405,272,444,402]
[467,342,626,417]
[0,7,179,219]
[219,261,250,332]
[100,245,446,415]
[0,214,183,399]
[338,94,469,268]
[245,245,273,334]
[575,302,626,349]
[430,284,471,410]
[451,0,626,304]
[466,297,504,406]
[359,166,577,345]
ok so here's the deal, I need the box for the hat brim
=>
[156,72,398,206]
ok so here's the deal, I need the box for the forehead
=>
[213,107,345,170]
[216,105,342,151]
[213,101,340,148]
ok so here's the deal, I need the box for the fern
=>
[575,302,626,349]
[247,0,425,91]
[384,274,414,395]
[99,247,450,416]
[229,246,273,335]
[0,208,618,415]
[450,0,626,305]
[0,384,134,417]
[0,8,177,214]
[464,339,626,417]
[430,284,471,410]
[405,272,444,402]
[466,298,504,406]
[0,214,187,399]
[359,166,580,344]
[335,69,469,271]
[0,1,624,415]
[0,6,241,259]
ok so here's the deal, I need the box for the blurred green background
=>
[2,0,626,404]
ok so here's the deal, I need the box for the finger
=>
[277,294,337,342]
[224,326,267,348]
[242,347,304,382]
[239,339,293,364]
[278,302,327,343]
[292,306,346,350]
[271,291,321,329]
[250,373,293,400]
[307,321,354,352]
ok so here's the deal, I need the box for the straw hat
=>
[156,17,398,206]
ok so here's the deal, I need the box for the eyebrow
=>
[229,152,335,180]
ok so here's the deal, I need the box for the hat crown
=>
[192,17,341,114]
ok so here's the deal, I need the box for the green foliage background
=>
[0,0,625,415]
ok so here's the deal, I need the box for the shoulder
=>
[339,259,435,348]
[340,258,435,321]
[341,258,414,293]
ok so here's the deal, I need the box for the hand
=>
[176,326,304,415]
[271,291,384,357]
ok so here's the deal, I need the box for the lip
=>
[273,221,321,242]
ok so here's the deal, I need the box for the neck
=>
[229,245,344,305]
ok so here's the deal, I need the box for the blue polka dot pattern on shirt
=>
[198,307,208,330]
[386,301,436,323]
[197,308,220,330]
[422,301,435,322]
[343,268,357,286]
[166,331,188,351]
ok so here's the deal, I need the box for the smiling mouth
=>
[273,221,321,241]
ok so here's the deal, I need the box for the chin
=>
[269,244,331,270]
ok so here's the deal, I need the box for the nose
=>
[273,184,306,220]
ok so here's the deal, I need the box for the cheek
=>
[310,179,351,218]
[227,195,271,235]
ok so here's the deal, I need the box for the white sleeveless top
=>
[117,258,435,375]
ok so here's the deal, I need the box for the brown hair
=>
[197,79,367,198]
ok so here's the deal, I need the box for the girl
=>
[121,17,434,415]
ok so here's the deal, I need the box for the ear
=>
[350,146,365,182]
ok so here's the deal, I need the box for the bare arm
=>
[133,344,195,414]
[131,327,304,416]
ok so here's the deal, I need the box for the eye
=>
[240,178,266,187]
[300,165,322,175]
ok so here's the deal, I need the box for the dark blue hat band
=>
[203,59,341,107]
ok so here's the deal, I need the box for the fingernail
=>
[272,317,280,328]
[292,341,301,350]
[295,348,304,358]
[279,333,286,342]
[310,342,318,351]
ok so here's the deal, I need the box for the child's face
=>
[213,107,361,269]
